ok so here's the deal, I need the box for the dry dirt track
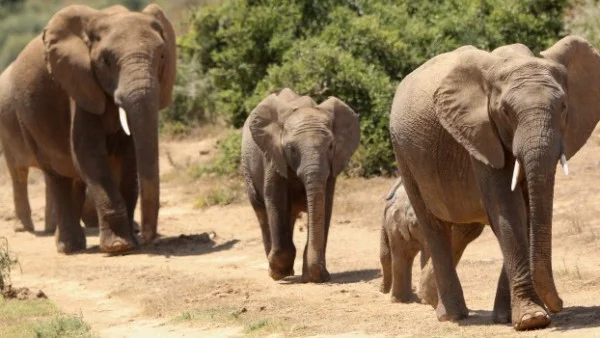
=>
[2,129,600,338]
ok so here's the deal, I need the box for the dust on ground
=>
[1,126,600,337]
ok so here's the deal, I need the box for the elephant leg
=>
[116,139,138,235]
[44,181,57,233]
[396,164,468,321]
[71,179,86,225]
[265,173,295,280]
[492,263,512,323]
[6,160,34,232]
[380,227,392,294]
[81,193,99,228]
[420,223,485,307]
[472,160,548,330]
[252,200,271,257]
[71,109,135,253]
[451,223,484,262]
[46,172,85,253]
[390,239,419,303]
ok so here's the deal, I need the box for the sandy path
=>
[2,131,600,337]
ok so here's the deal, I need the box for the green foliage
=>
[566,0,600,49]
[31,313,93,338]
[194,187,238,208]
[191,130,242,177]
[0,237,19,290]
[178,0,568,176]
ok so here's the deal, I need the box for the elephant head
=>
[248,89,359,281]
[433,35,600,313]
[41,4,176,242]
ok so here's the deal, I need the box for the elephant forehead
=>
[92,13,162,42]
[285,108,332,126]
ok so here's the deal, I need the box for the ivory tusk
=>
[118,107,131,136]
[511,160,520,191]
[560,153,568,176]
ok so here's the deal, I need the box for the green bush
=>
[191,130,242,177]
[177,0,567,177]
[566,0,600,49]
[0,237,19,290]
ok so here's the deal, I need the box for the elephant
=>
[389,35,600,330]
[241,88,360,283]
[4,3,176,254]
[0,63,98,233]
[379,178,484,304]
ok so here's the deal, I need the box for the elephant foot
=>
[541,293,563,313]
[380,281,391,294]
[100,229,136,253]
[55,229,86,254]
[492,307,511,324]
[14,222,34,233]
[301,263,330,283]
[140,227,157,245]
[44,221,57,234]
[14,216,35,232]
[391,292,418,304]
[435,301,468,322]
[512,301,550,331]
[268,268,294,281]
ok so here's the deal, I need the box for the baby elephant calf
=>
[379,179,484,304]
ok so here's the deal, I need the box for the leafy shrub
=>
[191,130,242,177]
[177,0,567,176]
[566,0,600,49]
[194,187,238,208]
[0,237,19,290]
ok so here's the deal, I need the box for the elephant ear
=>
[43,5,105,115]
[433,50,505,169]
[143,4,177,109]
[248,94,291,178]
[540,35,600,159]
[318,97,360,176]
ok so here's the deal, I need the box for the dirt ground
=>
[2,127,600,338]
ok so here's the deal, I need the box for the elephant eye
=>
[103,56,111,67]
[329,142,335,152]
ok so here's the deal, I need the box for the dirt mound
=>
[2,285,47,300]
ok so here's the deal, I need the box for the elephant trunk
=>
[516,114,563,313]
[303,165,329,282]
[116,63,160,244]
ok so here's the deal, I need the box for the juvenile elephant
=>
[242,88,359,283]
[5,4,176,253]
[0,63,97,233]
[379,178,484,304]
[390,35,600,330]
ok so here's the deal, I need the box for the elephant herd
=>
[1,2,600,333]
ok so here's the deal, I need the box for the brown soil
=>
[2,126,600,337]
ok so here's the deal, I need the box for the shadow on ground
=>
[279,268,381,285]
[550,305,600,331]
[80,232,240,257]
[453,305,600,330]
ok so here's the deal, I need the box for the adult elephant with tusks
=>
[390,35,600,331]
[7,3,176,254]
[242,88,360,283]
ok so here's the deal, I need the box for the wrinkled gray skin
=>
[0,65,97,233]
[390,36,600,331]
[242,88,360,283]
[6,4,176,253]
[380,178,483,304]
